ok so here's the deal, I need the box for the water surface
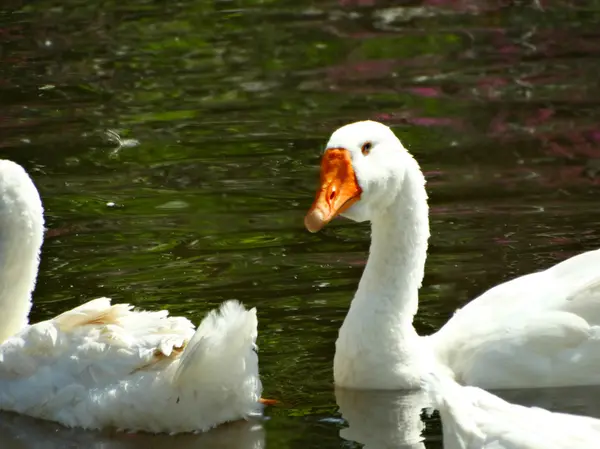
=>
[3,0,600,447]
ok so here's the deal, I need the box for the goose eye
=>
[361,142,372,155]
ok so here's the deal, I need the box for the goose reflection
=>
[335,387,429,449]
[0,412,265,449]
[494,385,600,419]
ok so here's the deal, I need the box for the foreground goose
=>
[305,120,600,390]
[427,373,600,449]
[0,160,262,433]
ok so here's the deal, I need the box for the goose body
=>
[427,373,600,449]
[0,160,262,433]
[305,120,600,390]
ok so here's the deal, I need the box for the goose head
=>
[305,120,410,232]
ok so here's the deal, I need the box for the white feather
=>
[432,249,600,388]
[0,160,262,433]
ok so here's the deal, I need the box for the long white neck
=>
[0,161,44,342]
[334,155,431,389]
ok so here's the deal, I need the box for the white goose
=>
[426,372,600,449]
[305,120,600,390]
[0,159,264,433]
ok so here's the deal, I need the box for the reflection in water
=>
[335,387,428,449]
[497,385,600,420]
[0,413,264,449]
[335,385,600,449]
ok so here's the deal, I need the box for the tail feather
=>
[166,301,262,428]
[173,300,259,388]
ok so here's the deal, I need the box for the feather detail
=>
[0,159,263,433]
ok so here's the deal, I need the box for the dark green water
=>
[3,0,600,447]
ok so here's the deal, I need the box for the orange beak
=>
[304,148,362,233]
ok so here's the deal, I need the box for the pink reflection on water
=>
[373,112,464,130]
[407,87,442,97]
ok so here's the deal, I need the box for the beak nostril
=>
[329,187,336,201]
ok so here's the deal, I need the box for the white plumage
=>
[431,249,600,388]
[305,120,600,390]
[426,372,600,449]
[0,160,262,433]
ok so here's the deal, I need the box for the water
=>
[2,0,600,447]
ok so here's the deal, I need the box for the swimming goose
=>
[0,159,263,433]
[305,120,600,390]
